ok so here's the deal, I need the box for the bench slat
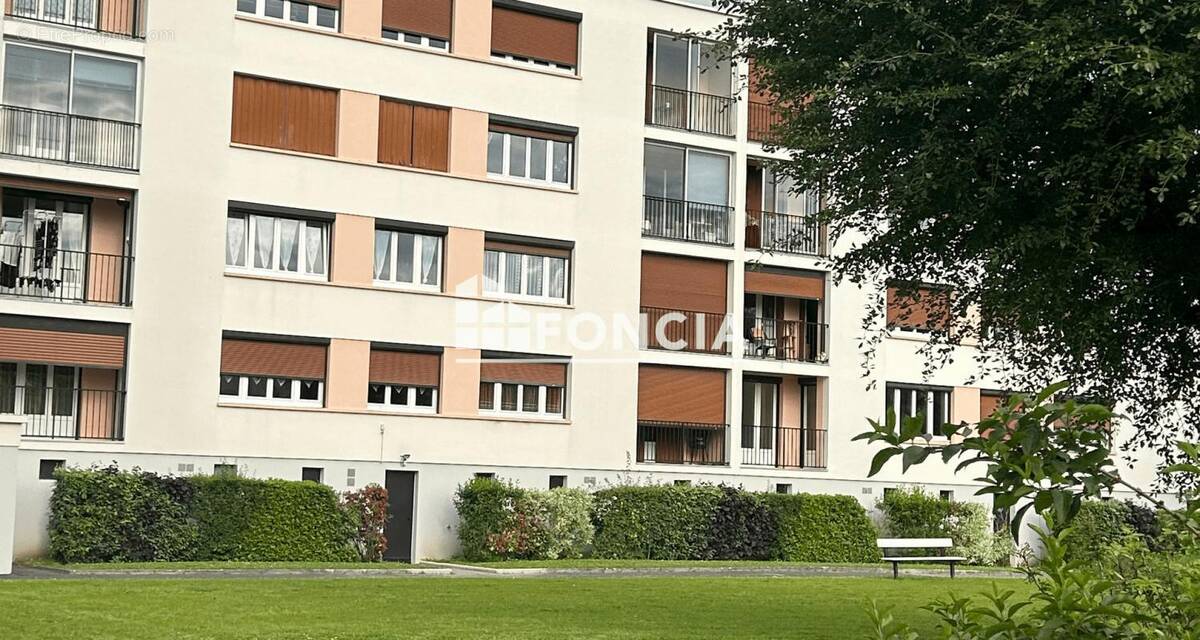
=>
[883,556,966,562]
[876,538,954,548]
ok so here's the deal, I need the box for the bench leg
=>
[950,562,956,579]
[892,562,898,580]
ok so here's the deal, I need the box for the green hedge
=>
[49,466,357,563]
[1061,500,1135,564]
[454,477,594,561]
[592,485,722,559]
[765,493,881,563]
[875,486,1013,565]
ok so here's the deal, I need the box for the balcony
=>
[0,105,140,170]
[636,420,728,466]
[741,425,827,469]
[3,384,125,441]
[746,209,826,257]
[642,306,730,355]
[5,0,145,38]
[647,85,736,137]
[745,317,827,363]
[748,102,782,143]
[643,195,732,246]
[1,244,132,305]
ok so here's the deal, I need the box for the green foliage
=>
[717,0,1200,462]
[1060,500,1136,564]
[1122,500,1165,551]
[453,477,593,561]
[49,466,357,564]
[764,493,881,563]
[452,476,525,561]
[591,484,722,560]
[875,488,1010,565]
[945,502,1013,567]
[523,489,594,560]
[706,486,776,560]
[877,487,948,538]
[340,484,390,562]
[49,466,197,563]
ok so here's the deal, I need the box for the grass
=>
[0,575,1029,639]
[22,559,426,572]
[443,558,1017,572]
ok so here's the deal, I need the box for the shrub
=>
[877,486,949,538]
[592,485,722,559]
[876,487,1010,565]
[49,465,197,563]
[453,476,526,561]
[765,493,881,563]
[1060,499,1135,564]
[944,501,1013,565]
[453,478,595,561]
[341,484,389,562]
[525,488,594,560]
[1122,499,1163,551]
[706,486,777,560]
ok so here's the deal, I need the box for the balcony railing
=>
[0,105,141,170]
[741,425,827,469]
[637,421,728,466]
[746,209,827,257]
[0,244,133,305]
[642,306,730,355]
[3,385,125,441]
[6,0,144,38]
[643,195,733,246]
[748,101,782,143]
[745,318,828,363]
[647,85,736,137]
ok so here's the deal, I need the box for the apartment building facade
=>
[0,0,1157,568]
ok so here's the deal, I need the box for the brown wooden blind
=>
[480,360,567,386]
[382,0,452,39]
[491,5,579,67]
[748,59,773,106]
[745,269,825,300]
[369,350,440,386]
[489,123,575,144]
[484,240,571,259]
[887,286,951,331]
[640,253,727,314]
[637,364,726,424]
[378,99,449,172]
[221,339,327,379]
[0,327,124,369]
[231,75,337,156]
[309,0,341,8]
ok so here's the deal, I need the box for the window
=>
[674,479,692,487]
[383,30,448,50]
[483,249,569,303]
[226,213,329,279]
[220,338,327,407]
[220,373,323,405]
[549,475,567,489]
[479,381,565,418]
[886,284,952,333]
[487,129,573,187]
[647,33,734,135]
[642,143,732,245]
[0,362,80,433]
[11,0,101,27]
[368,383,437,412]
[373,229,441,290]
[346,468,356,486]
[940,490,954,502]
[237,0,339,31]
[490,4,580,74]
[775,483,792,494]
[302,467,324,483]
[1,194,90,301]
[38,459,64,480]
[214,464,238,477]
[475,472,496,479]
[761,166,820,216]
[885,384,952,436]
[367,349,440,413]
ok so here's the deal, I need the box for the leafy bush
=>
[876,487,1008,564]
[591,485,722,559]
[453,476,525,561]
[49,466,197,563]
[453,477,594,561]
[1060,500,1134,564]
[706,486,776,560]
[524,489,594,560]
[877,486,948,538]
[341,484,389,562]
[1122,499,1163,551]
[944,501,1013,565]
[765,493,881,563]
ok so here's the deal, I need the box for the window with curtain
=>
[885,383,951,436]
[373,229,441,290]
[237,0,339,30]
[482,249,569,304]
[486,129,573,188]
[225,213,328,279]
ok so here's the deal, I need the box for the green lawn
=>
[23,559,426,572]
[447,558,1015,572]
[0,576,1028,639]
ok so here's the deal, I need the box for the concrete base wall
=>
[0,421,21,575]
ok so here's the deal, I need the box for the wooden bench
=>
[877,538,966,578]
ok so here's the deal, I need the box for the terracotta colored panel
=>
[445,227,485,296]
[637,365,726,424]
[453,0,491,59]
[480,360,567,386]
[232,76,336,156]
[337,91,380,163]
[450,108,488,177]
[86,199,127,304]
[326,339,369,411]
[491,6,578,66]
[484,240,571,259]
[220,339,327,379]
[887,286,951,331]
[331,213,375,286]
[78,368,119,440]
[382,0,452,38]
[0,327,124,369]
[441,347,481,415]
[412,105,450,172]
[980,392,1005,420]
[342,0,382,38]
[370,350,441,386]
[745,269,824,300]
[98,0,138,37]
[378,99,415,166]
[640,253,727,314]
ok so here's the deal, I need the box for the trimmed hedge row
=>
[876,486,1014,565]
[457,478,881,563]
[49,466,364,563]
[454,477,594,561]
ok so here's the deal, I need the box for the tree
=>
[714,0,1200,469]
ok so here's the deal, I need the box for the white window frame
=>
[367,383,438,414]
[238,0,339,32]
[372,229,442,291]
[3,42,142,122]
[886,384,952,437]
[0,361,79,421]
[479,381,565,419]
[382,29,449,51]
[10,0,98,28]
[490,53,576,75]
[487,131,573,189]
[482,249,570,304]
[741,380,778,455]
[219,373,324,407]
[225,213,329,281]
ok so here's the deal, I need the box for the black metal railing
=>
[6,0,144,38]
[3,385,125,440]
[748,101,782,142]
[0,244,133,305]
[741,425,827,469]
[643,195,733,246]
[636,421,728,466]
[744,318,828,363]
[0,105,141,170]
[746,210,827,256]
[641,306,730,355]
[647,85,736,137]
